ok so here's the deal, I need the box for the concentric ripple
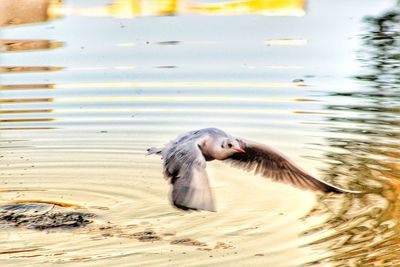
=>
[1,1,399,266]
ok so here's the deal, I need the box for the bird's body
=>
[148,128,358,212]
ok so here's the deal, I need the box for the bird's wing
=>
[164,137,215,211]
[225,138,354,193]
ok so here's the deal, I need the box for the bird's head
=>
[220,138,245,154]
[201,136,246,160]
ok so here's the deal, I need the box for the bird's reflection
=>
[303,7,400,266]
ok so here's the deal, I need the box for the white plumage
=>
[148,128,359,211]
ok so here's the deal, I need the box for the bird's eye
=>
[221,144,224,148]
[228,143,232,148]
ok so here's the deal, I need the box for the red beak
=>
[235,147,245,153]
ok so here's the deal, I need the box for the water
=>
[1,0,399,266]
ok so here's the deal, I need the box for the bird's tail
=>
[147,147,163,155]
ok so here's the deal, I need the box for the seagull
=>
[148,128,358,212]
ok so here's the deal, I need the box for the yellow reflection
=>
[1,0,306,28]
[0,84,54,90]
[0,98,54,104]
[0,0,62,27]
[50,0,305,18]
[0,40,63,52]
[0,66,64,73]
[0,109,53,114]
[0,118,54,123]
[50,0,178,18]
[108,0,178,17]
[189,0,305,16]
[13,199,78,207]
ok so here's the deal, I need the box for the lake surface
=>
[1,0,399,266]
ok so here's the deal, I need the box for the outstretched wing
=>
[225,139,355,193]
[163,138,215,211]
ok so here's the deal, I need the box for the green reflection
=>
[303,7,400,266]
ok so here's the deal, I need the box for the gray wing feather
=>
[163,135,215,211]
[226,139,358,193]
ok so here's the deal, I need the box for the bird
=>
[147,128,358,212]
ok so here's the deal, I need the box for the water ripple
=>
[1,2,399,267]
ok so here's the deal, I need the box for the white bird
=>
[148,128,358,212]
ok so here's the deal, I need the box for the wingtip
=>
[334,189,364,194]
[321,183,364,194]
[173,203,196,211]
[173,202,216,212]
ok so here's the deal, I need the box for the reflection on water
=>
[71,0,304,18]
[1,0,399,266]
[187,0,305,16]
[0,40,63,52]
[0,84,54,90]
[0,67,64,74]
[0,0,305,27]
[0,0,61,27]
[264,38,307,46]
[303,7,400,266]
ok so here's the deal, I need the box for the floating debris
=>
[170,238,207,247]
[214,241,234,249]
[132,230,162,242]
[0,203,94,230]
